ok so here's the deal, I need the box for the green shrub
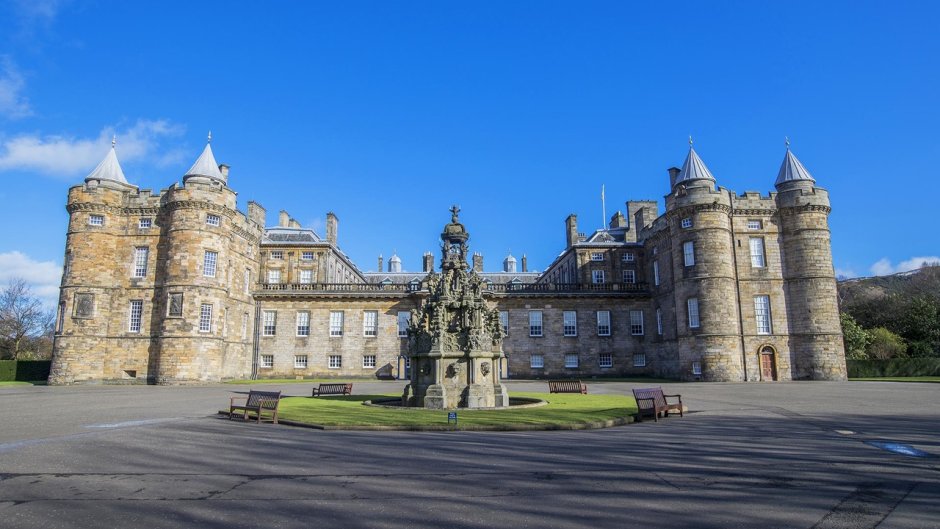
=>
[847,358,940,377]
[0,360,51,381]
[0,361,14,381]
[867,327,907,359]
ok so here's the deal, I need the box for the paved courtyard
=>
[0,380,938,528]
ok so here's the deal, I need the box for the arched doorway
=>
[759,345,777,381]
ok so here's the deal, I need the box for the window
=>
[203,251,218,277]
[565,353,579,368]
[530,354,544,368]
[653,261,660,286]
[630,310,644,335]
[681,217,693,229]
[262,310,277,336]
[499,311,509,336]
[592,270,605,284]
[89,214,104,226]
[688,298,700,328]
[590,252,604,261]
[363,355,377,368]
[528,311,543,337]
[138,218,152,229]
[299,269,312,284]
[622,252,635,262]
[329,311,344,336]
[199,303,213,333]
[563,311,577,336]
[301,251,314,260]
[623,270,636,284]
[241,312,248,340]
[260,355,274,368]
[294,355,308,369]
[599,353,613,368]
[597,310,611,336]
[683,241,695,267]
[633,353,647,367]
[296,311,310,337]
[128,300,143,333]
[206,214,220,226]
[132,247,149,278]
[397,311,410,337]
[754,295,772,334]
[57,302,66,333]
[749,237,766,268]
[267,269,280,284]
[363,310,378,337]
[692,361,702,375]
[271,250,283,260]
[747,220,763,230]
[244,269,251,294]
[656,308,663,335]
[328,355,342,369]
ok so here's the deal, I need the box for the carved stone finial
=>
[450,204,460,223]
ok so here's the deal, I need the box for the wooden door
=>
[760,351,777,381]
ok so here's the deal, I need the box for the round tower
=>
[50,143,138,384]
[774,147,846,380]
[665,144,743,381]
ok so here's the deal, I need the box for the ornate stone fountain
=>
[402,206,509,408]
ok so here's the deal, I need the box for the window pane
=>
[199,303,213,332]
[397,311,409,337]
[683,241,695,266]
[750,237,766,268]
[529,311,542,336]
[128,300,143,332]
[597,310,610,336]
[563,311,577,336]
[329,311,344,336]
[296,311,309,336]
[263,311,277,336]
[203,251,218,277]
[754,295,772,334]
[630,310,644,335]
[688,298,700,328]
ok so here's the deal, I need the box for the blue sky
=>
[1,1,939,305]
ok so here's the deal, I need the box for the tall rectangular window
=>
[754,295,772,334]
[296,311,310,337]
[688,298,700,329]
[299,269,313,284]
[683,241,695,266]
[528,311,542,337]
[597,310,611,336]
[128,300,143,333]
[244,269,251,294]
[623,270,636,284]
[89,214,104,226]
[203,251,218,277]
[749,237,766,268]
[592,270,605,284]
[363,310,378,337]
[133,247,149,278]
[199,303,213,333]
[329,311,344,337]
[656,308,663,335]
[267,269,280,284]
[499,311,509,336]
[563,311,577,336]
[630,310,644,335]
[262,310,277,336]
[398,311,410,337]
[206,214,220,226]
[653,261,660,286]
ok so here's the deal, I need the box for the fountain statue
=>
[402,206,509,408]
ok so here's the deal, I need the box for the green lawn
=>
[850,376,940,383]
[0,380,47,386]
[275,392,638,430]
[225,377,379,385]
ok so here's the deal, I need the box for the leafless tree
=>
[0,278,55,360]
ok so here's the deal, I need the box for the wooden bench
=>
[632,387,683,422]
[312,382,353,397]
[548,380,588,394]
[229,390,281,424]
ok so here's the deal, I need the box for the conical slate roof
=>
[183,142,225,182]
[675,147,716,186]
[775,148,815,186]
[85,144,129,185]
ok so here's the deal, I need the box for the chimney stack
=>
[472,253,484,272]
[566,214,578,248]
[423,252,434,272]
[289,218,300,229]
[522,254,528,272]
[378,255,384,273]
[279,210,290,228]
[668,167,682,188]
[326,212,338,245]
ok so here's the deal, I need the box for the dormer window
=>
[590,252,604,261]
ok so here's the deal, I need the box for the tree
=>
[0,279,55,360]
[866,327,907,360]
[840,312,871,359]
[895,296,940,357]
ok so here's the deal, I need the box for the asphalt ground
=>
[0,380,938,528]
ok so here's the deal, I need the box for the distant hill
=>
[838,265,940,309]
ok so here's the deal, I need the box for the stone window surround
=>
[563,310,577,337]
[294,355,308,369]
[203,250,218,278]
[128,300,143,333]
[630,310,644,336]
[329,311,344,337]
[328,355,342,369]
[599,352,613,368]
[132,246,149,278]
[260,355,274,368]
[363,310,378,337]
[296,311,310,337]
[199,303,213,333]
[597,310,611,336]
[528,310,543,337]
[530,354,544,368]
[363,355,377,368]
[262,310,277,336]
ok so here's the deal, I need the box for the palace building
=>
[49,138,847,384]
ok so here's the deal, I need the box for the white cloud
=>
[834,268,857,280]
[0,251,61,308]
[0,56,32,119]
[869,256,940,276]
[0,119,185,177]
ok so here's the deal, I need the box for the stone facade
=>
[50,143,847,384]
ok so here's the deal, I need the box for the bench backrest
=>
[632,387,666,409]
[246,390,281,409]
[548,380,583,391]
[318,383,350,391]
